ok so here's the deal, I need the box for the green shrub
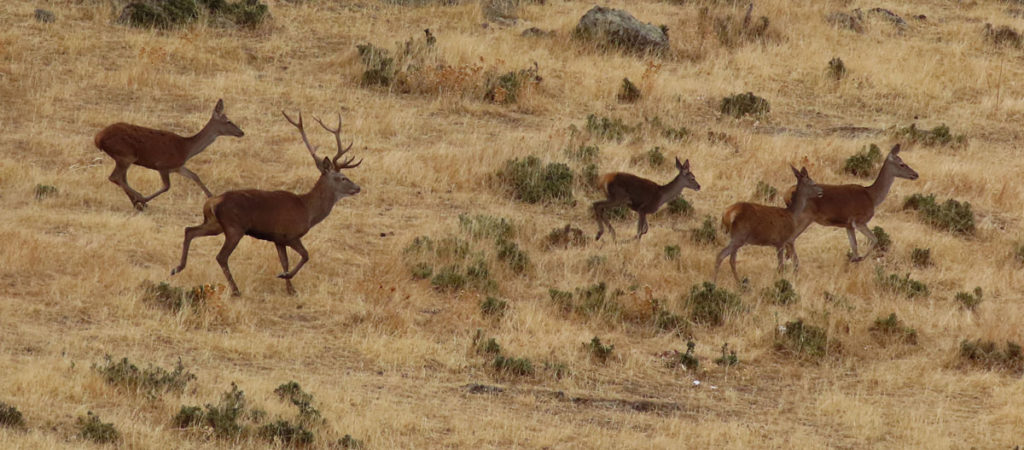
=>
[828,57,847,80]
[775,319,833,359]
[903,193,975,235]
[431,266,467,292]
[637,146,666,167]
[843,143,881,178]
[691,216,718,245]
[911,248,931,268]
[685,282,741,326]
[272,381,320,424]
[77,411,120,444]
[664,245,680,260]
[174,383,250,437]
[668,340,699,370]
[356,43,396,86]
[0,402,24,428]
[893,123,967,148]
[959,339,1023,374]
[483,64,541,104]
[545,224,587,249]
[34,184,58,200]
[875,267,929,298]
[1014,242,1024,264]
[119,0,269,29]
[762,279,798,305]
[653,308,687,333]
[754,181,777,202]
[586,337,614,363]
[496,156,574,204]
[954,287,983,311]
[480,296,508,317]
[496,238,529,274]
[585,114,637,142]
[565,143,600,163]
[93,356,195,397]
[869,313,918,345]
[715,343,739,367]
[720,92,769,118]
[458,214,513,241]
[666,197,694,216]
[258,420,314,446]
[548,288,573,313]
[141,280,213,313]
[872,226,891,253]
[617,78,641,103]
[410,263,433,279]
[493,355,534,376]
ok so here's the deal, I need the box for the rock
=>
[34,8,56,23]
[867,8,906,27]
[574,6,669,54]
[984,23,1023,48]
[826,10,864,33]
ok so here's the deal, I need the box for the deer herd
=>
[94,99,918,296]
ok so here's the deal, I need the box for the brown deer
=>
[783,144,918,262]
[94,99,244,210]
[593,157,701,241]
[713,166,823,284]
[170,111,362,296]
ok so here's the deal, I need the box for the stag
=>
[783,144,919,261]
[593,157,701,241]
[94,99,244,210]
[170,111,361,296]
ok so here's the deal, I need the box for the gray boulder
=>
[574,6,669,54]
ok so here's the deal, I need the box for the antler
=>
[313,113,362,170]
[281,110,322,166]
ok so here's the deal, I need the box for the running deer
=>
[713,166,823,284]
[593,157,701,241]
[783,144,918,262]
[170,111,362,296]
[94,99,244,210]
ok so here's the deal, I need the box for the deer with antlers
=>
[94,99,244,210]
[714,166,823,284]
[170,111,362,296]
[593,157,701,241]
[783,144,919,262]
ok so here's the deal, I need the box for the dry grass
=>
[2,0,1024,447]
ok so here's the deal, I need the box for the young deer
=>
[94,99,244,210]
[593,157,701,241]
[170,111,361,296]
[714,166,823,284]
[783,144,918,262]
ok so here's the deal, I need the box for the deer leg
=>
[635,212,649,240]
[215,231,244,297]
[729,249,741,283]
[176,167,213,197]
[279,240,309,280]
[854,222,878,260]
[788,242,800,273]
[139,170,172,206]
[593,200,618,241]
[846,225,862,262]
[714,241,741,284]
[275,243,296,295]
[108,161,146,209]
[171,220,223,276]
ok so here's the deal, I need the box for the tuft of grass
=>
[93,356,195,398]
[638,146,666,167]
[875,267,929,299]
[548,288,573,313]
[410,263,433,279]
[585,114,638,143]
[720,92,769,118]
[545,224,587,249]
[483,63,541,104]
[480,296,508,317]
[903,193,975,235]
[954,287,983,311]
[715,343,739,367]
[458,214,513,241]
[272,381,320,424]
[258,420,314,446]
[493,355,534,376]
[34,184,58,200]
[892,123,967,148]
[690,216,718,245]
[775,319,834,360]
[338,434,366,449]
[869,313,918,345]
[958,339,1023,375]
[754,181,777,202]
[699,4,774,48]
[664,245,680,260]
[1015,242,1024,264]
[496,156,574,204]
[762,279,798,305]
[984,23,1023,48]
[496,238,529,274]
[118,0,269,29]
[0,402,24,428]
[685,282,741,326]
[173,383,251,438]
[911,248,931,268]
[77,411,120,444]
[828,57,847,80]
[585,337,614,363]
[670,340,699,370]
[431,265,467,292]
[141,280,217,313]
[843,143,881,178]
[617,77,641,103]
[666,196,694,217]
[872,226,891,253]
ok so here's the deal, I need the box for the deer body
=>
[593,157,700,241]
[171,111,361,296]
[714,166,823,284]
[784,144,918,261]
[94,99,244,210]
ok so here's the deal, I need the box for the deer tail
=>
[721,204,742,234]
[598,173,618,196]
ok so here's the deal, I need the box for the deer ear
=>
[800,167,809,177]
[320,157,333,173]
[890,144,901,155]
[791,165,800,178]
[214,99,224,114]
[681,158,690,170]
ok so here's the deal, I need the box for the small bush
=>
[338,434,366,449]
[258,420,314,446]
[473,330,503,355]
[775,319,833,359]
[496,156,574,204]
[954,287,983,311]
[686,282,741,326]
[720,92,769,118]
[911,248,931,268]
[984,23,1023,48]
[700,4,774,47]
[431,266,467,292]
[272,381,320,424]
[410,263,433,279]
[483,63,541,104]
[586,337,614,363]
[903,193,975,235]
[480,296,508,317]
[119,0,269,29]
[576,282,622,319]
[715,343,739,367]
[666,196,694,216]
[564,143,600,163]
[959,339,1023,374]
[544,361,570,379]
[872,226,891,253]
[763,279,798,305]
[458,214,513,241]
[875,267,929,299]
[843,143,881,178]
[93,356,195,397]
[828,57,847,80]
[664,245,680,260]
[869,313,918,345]
[691,216,718,245]
[0,402,24,428]
[174,383,250,438]
[893,123,967,148]
[653,308,687,333]
[548,289,574,313]
[493,355,534,376]
[678,340,700,370]
[34,184,58,200]
[617,78,641,103]
[77,411,120,444]
[754,181,777,202]
[639,147,666,167]
[496,238,529,274]
[141,280,216,313]
[546,224,587,249]
[585,114,638,143]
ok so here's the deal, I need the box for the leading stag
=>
[94,99,244,210]
[783,144,919,261]
[170,111,362,296]
[593,157,701,241]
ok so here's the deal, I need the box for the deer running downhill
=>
[170,111,362,296]
[94,99,244,210]
[593,157,701,241]
[783,144,919,262]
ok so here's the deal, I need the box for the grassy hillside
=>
[1,0,1023,447]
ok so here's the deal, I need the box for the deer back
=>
[723,202,798,246]
[602,172,660,207]
[210,190,313,242]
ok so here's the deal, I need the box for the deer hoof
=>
[170,266,181,276]
[133,200,147,211]
[277,272,294,280]
[850,255,865,263]
[231,289,241,297]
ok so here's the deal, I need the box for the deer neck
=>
[786,187,811,220]
[655,172,688,208]
[866,162,897,207]
[300,175,340,227]
[183,119,221,160]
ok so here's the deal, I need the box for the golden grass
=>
[1,0,1023,447]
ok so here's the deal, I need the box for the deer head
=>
[282,111,362,199]
[209,99,245,137]
[886,144,919,180]
[791,165,823,199]
[675,157,701,191]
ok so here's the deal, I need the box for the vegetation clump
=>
[666,197,694,216]
[493,355,534,376]
[843,143,881,178]
[958,339,1023,375]
[458,214,513,241]
[754,181,777,202]
[483,63,541,104]
[715,343,739,367]
[869,313,918,345]
[893,123,967,148]
[480,296,508,317]
[545,224,587,249]
[671,340,699,370]
[685,282,741,326]
[984,23,1022,48]
[763,279,798,305]
[690,216,718,245]
[911,248,931,268]
[828,57,847,80]
[636,146,666,167]
[272,381,321,424]
[141,280,218,313]
[93,356,195,398]
[585,114,638,142]
[720,92,770,118]
[903,193,975,235]
[34,184,57,200]
[173,383,255,438]
[664,245,680,260]
[496,238,529,274]
[775,319,835,359]
[0,402,24,428]
[496,156,574,204]
[875,267,929,298]
[77,411,120,444]
[118,0,269,29]
[586,337,614,363]
[699,4,774,48]
[617,78,641,103]
[871,226,892,253]
[954,287,984,311]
